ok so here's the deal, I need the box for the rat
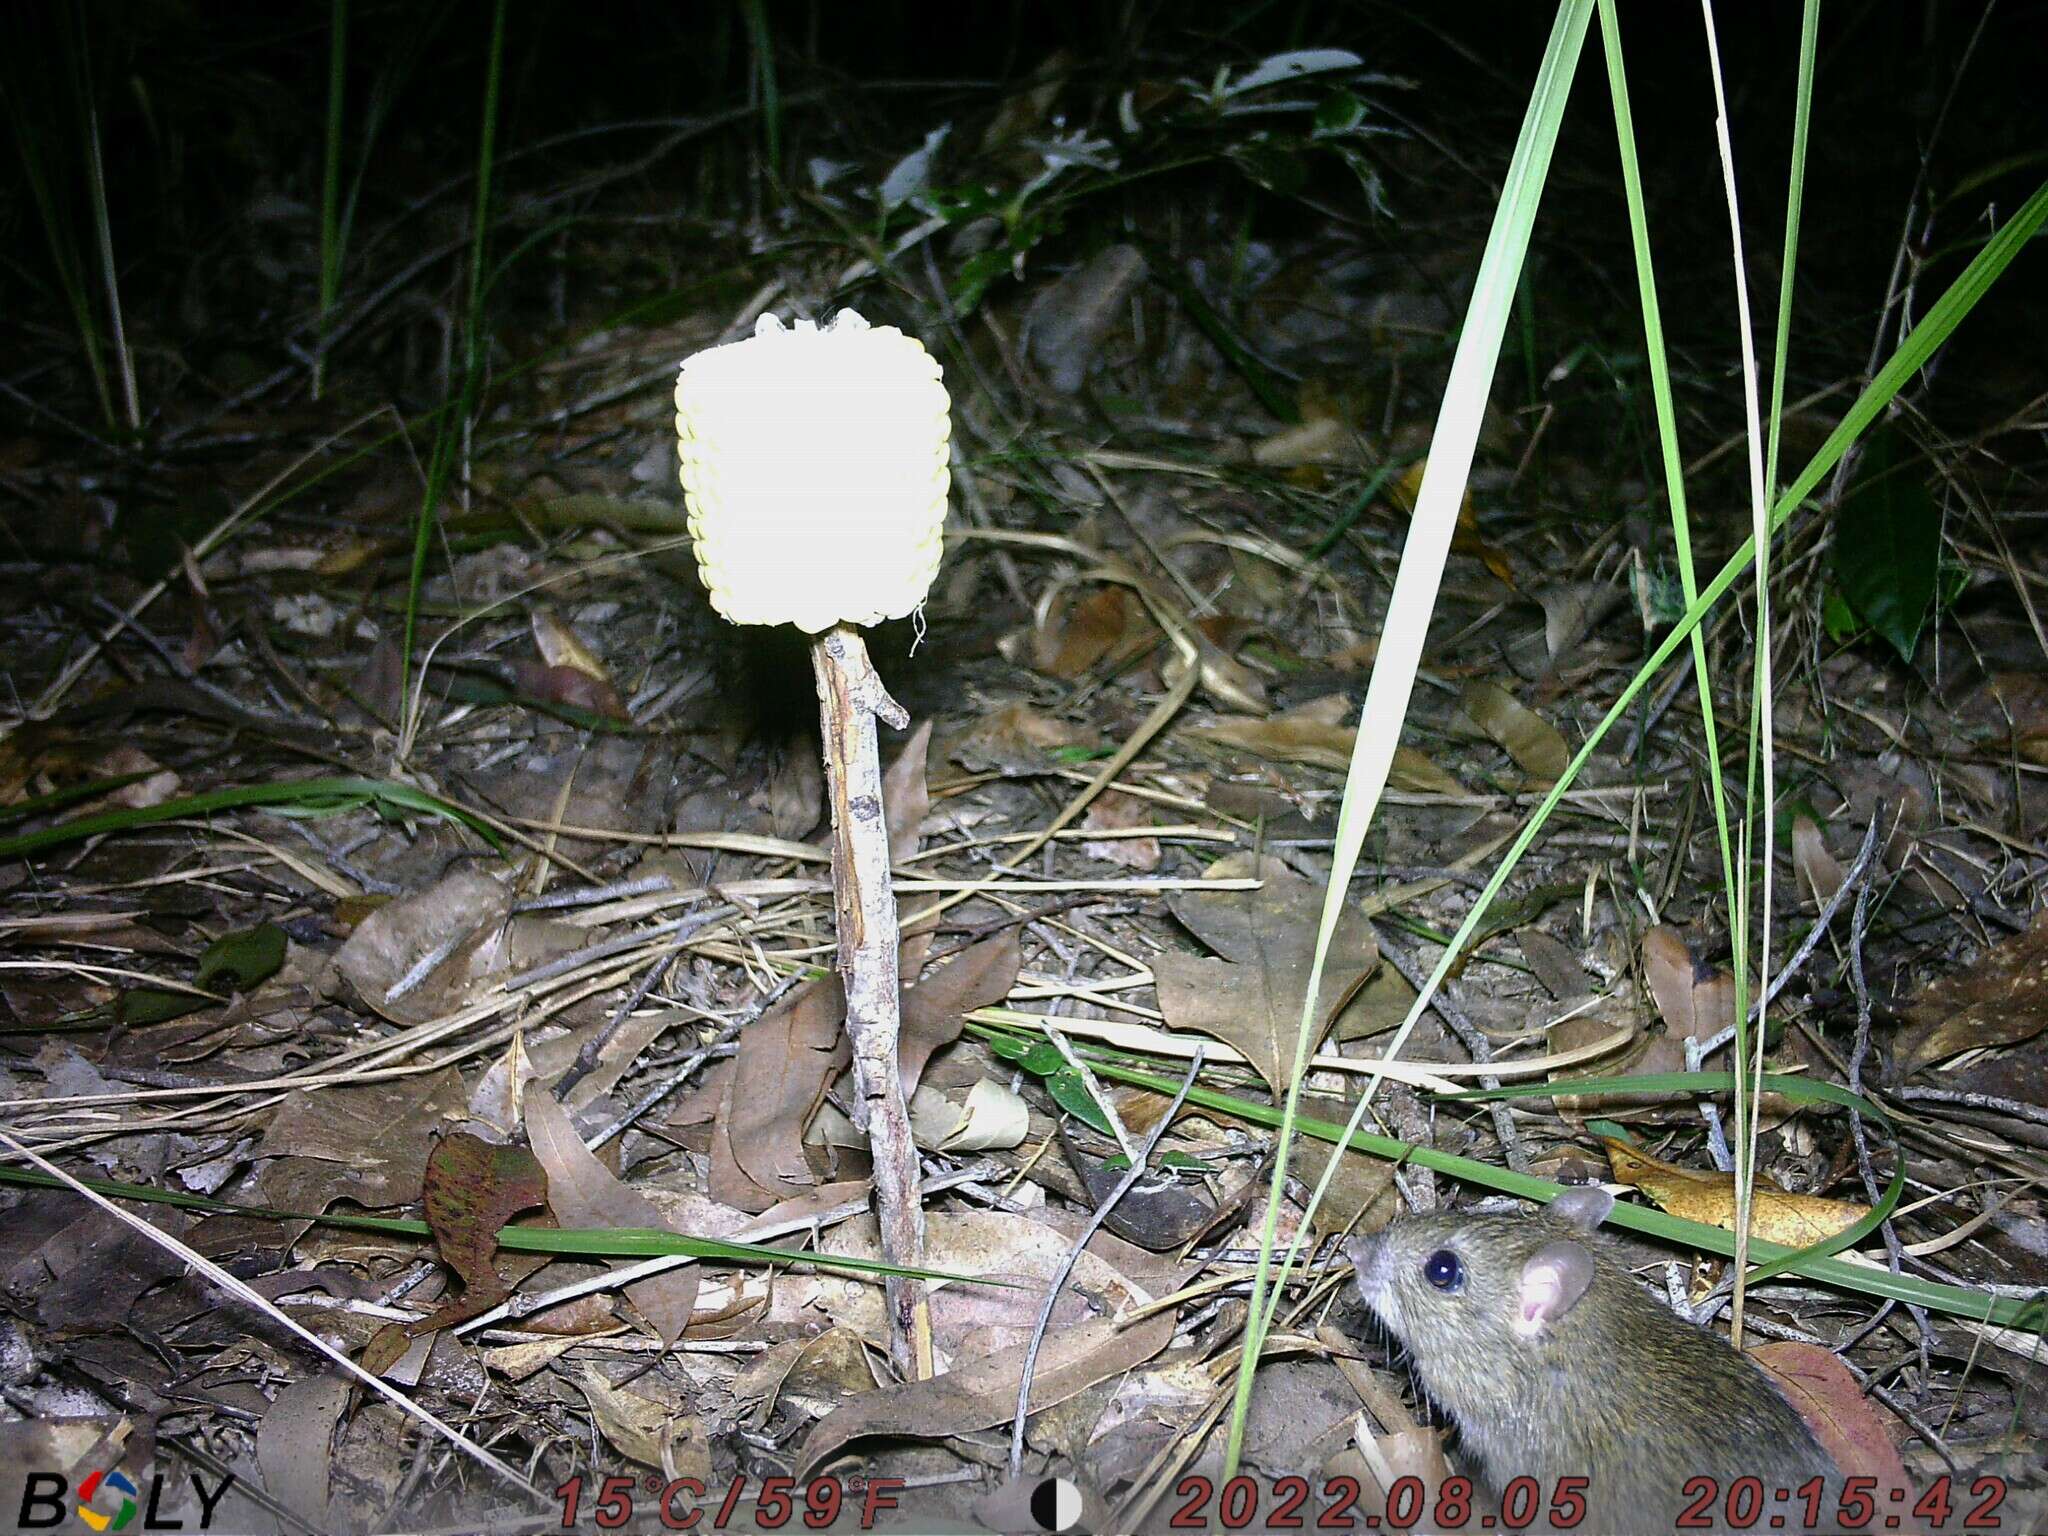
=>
[1348,1187,1842,1536]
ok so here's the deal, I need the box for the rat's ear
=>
[1513,1240,1596,1338]
[1547,1186,1615,1234]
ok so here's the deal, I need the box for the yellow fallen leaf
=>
[1602,1137,1868,1245]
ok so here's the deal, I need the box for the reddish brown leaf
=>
[1640,925,1730,1044]
[1034,584,1135,678]
[411,1130,547,1332]
[1753,1341,1922,1531]
[1897,909,2048,1075]
[1791,813,1845,908]
[512,659,628,721]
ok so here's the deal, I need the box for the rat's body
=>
[1349,1191,1840,1536]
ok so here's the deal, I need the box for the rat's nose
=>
[1345,1234,1389,1303]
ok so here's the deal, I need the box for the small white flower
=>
[675,310,952,633]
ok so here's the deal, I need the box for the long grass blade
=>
[1223,0,1599,1477]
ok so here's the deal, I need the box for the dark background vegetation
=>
[3,3,2046,1526]
[6,1,2044,467]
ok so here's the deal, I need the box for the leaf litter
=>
[0,11,2044,1531]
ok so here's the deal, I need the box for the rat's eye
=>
[1422,1249,1465,1293]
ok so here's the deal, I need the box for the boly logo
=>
[14,1465,235,1531]
[75,1469,138,1532]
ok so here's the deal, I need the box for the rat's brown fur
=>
[1351,1207,1840,1536]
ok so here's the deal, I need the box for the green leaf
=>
[992,1033,1118,1130]
[118,988,205,1027]
[1046,1067,1115,1135]
[1314,89,1367,134]
[988,1035,1065,1075]
[1833,423,1939,661]
[196,921,287,992]
[1821,588,1863,643]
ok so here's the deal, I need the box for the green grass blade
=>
[315,0,349,400]
[73,8,138,432]
[740,0,781,177]
[1224,0,1599,1478]
[1598,0,1741,1004]
[4,18,115,428]
[1282,170,2048,1268]
[1068,1054,2040,1332]
[401,0,507,747]
[0,775,504,861]
[0,1164,1006,1287]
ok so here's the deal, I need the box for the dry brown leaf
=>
[576,1364,705,1475]
[1537,580,1628,666]
[1165,635,1269,716]
[352,630,405,724]
[1460,679,1568,781]
[908,1077,1029,1152]
[1517,926,1590,1002]
[1989,670,2048,766]
[1791,813,1845,908]
[92,743,182,809]
[793,1307,1175,1479]
[1227,546,1296,614]
[1895,909,2048,1075]
[1286,1101,1402,1235]
[313,537,381,577]
[710,975,848,1211]
[732,1329,870,1432]
[1601,1137,1869,1243]
[1340,1422,1455,1529]
[1391,457,1515,589]
[332,864,513,1025]
[1025,243,1148,395]
[1155,852,1378,1098]
[755,742,823,841]
[1060,1123,1248,1250]
[1193,694,1463,794]
[256,1068,465,1214]
[1027,584,1148,679]
[1325,636,1379,671]
[1079,787,1161,871]
[471,1008,678,1128]
[1252,413,1362,468]
[978,49,1069,153]
[530,605,607,677]
[897,929,1023,1097]
[953,700,1102,771]
[524,1092,701,1345]
[1640,924,1734,1044]
[822,1207,1154,1362]
[883,718,934,867]
[1548,1004,1703,1124]
[519,605,631,719]
[256,1372,350,1528]
[479,1332,587,1382]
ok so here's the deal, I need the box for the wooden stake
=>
[810,623,933,1381]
